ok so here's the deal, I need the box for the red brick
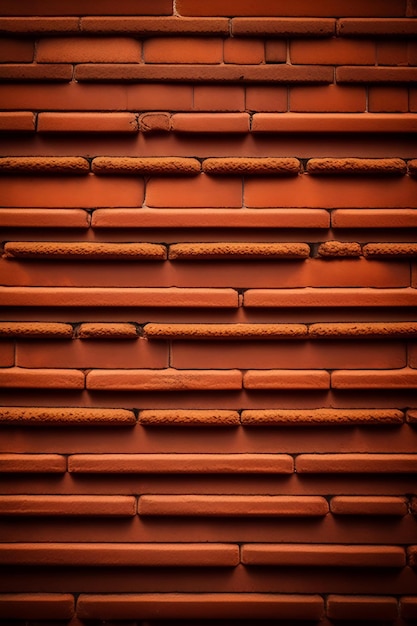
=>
[139,409,240,426]
[252,112,417,132]
[0,0,173,15]
[0,111,35,132]
[377,41,408,65]
[81,16,229,35]
[0,83,127,111]
[193,86,245,111]
[363,243,417,257]
[0,495,136,516]
[290,85,366,112]
[77,593,324,621]
[0,454,66,473]
[0,287,238,308]
[338,17,417,36]
[241,408,404,426]
[401,597,417,620]
[0,156,90,175]
[69,453,293,474]
[232,18,335,36]
[265,41,287,63]
[37,37,141,63]
[0,17,79,33]
[0,322,72,338]
[139,495,328,517]
[0,406,136,426]
[0,543,239,567]
[244,287,417,308]
[327,595,398,621]
[330,496,408,516]
[318,241,362,256]
[144,37,222,63]
[296,453,417,473]
[0,64,72,81]
[246,86,288,112]
[0,341,14,366]
[92,157,199,176]
[145,323,307,339]
[86,369,242,391]
[0,208,89,229]
[38,112,138,133]
[78,323,138,339]
[127,84,193,110]
[172,112,249,132]
[139,112,171,133]
[242,544,405,567]
[332,209,417,228]
[0,37,34,61]
[307,157,406,175]
[291,39,375,65]
[0,594,74,620]
[243,370,330,389]
[368,86,409,112]
[332,367,417,388]
[224,38,264,64]
[202,158,301,176]
[5,241,166,260]
[146,174,242,208]
[337,66,417,83]
[0,367,84,389]
[169,242,307,258]
[310,321,417,338]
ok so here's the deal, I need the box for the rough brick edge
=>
[203,158,301,175]
[0,157,89,175]
[3,241,167,260]
[0,321,73,338]
[0,593,75,620]
[318,241,362,257]
[168,243,310,260]
[86,368,242,391]
[309,322,417,338]
[80,17,230,35]
[363,243,417,257]
[77,322,138,339]
[92,157,200,176]
[0,407,136,426]
[241,409,404,426]
[306,158,407,176]
[139,409,240,426]
[143,323,308,339]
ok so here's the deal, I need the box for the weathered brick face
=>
[0,1,416,624]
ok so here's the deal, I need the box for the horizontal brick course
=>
[92,156,200,175]
[332,367,417,388]
[0,111,35,132]
[144,37,223,64]
[306,157,407,175]
[330,496,409,516]
[144,323,308,339]
[0,322,73,338]
[0,156,90,174]
[326,595,398,621]
[80,16,230,35]
[0,495,136,516]
[332,208,417,228]
[0,406,136,426]
[77,322,138,339]
[139,409,240,426]
[244,288,417,308]
[0,0,173,15]
[243,370,330,389]
[0,208,90,229]
[168,242,310,259]
[202,157,301,175]
[0,594,74,620]
[146,174,242,207]
[171,113,249,133]
[290,39,375,65]
[337,65,417,83]
[297,454,417,473]
[252,112,417,133]
[0,63,73,81]
[290,85,366,112]
[38,112,138,133]
[317,241,362,256]
[363,243,417,257]
[86,368,242,391]
[36,37,141,63]
[0,17,80,33]
[0,454,66,473]
[241,408,404,426]
[309,321,417,338]
[338,17,417,36]
[0,367,84,389]
[4,241,167,260]
[232,18,335,36]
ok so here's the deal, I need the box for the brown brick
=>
[87,369,242,391]
[38,112,138,133]
[169,242,309,259]
[0,495,136,516]
[297,453,417,473]
[252,112,417,133]
[0,64,73,81]
[318,241,362,256]
[203,157,301,175]
[0,156,89,175]
[310,321,417,338]
[92,156,200,175]
[364,243,417,257]
[144,37,223,63]
[37,37,141,63]
[0,111,35,132]
[78,323,138,339]
[327,595,398,621]
[332,367,417,388]
[232,18,335,36]
[331,496,408,516]
[243,370,330,389]
[0,454,66,473]
[0,594,74,620]
[338,17,417,36]
[307,157,406,175]
[81,16,229,35]
[139,409,240,427]
[0,208,89,229]
[0,367,84,389]
[337,66,417,83]
[144,323,308,339]
[0,406,136,426]
[241,408,404,426]
[0,322,73,338]
[4,241,166,260]
[172,113,249,133]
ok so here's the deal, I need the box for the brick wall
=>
[0,1,416,624]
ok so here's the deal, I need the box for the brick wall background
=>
[0,1,417,624]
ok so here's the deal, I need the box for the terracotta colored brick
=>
[0,454,66,473]
[69,453,293,474]
[0,341,14,366]
[0,111,35,132]
[4,241,166,261]
[0,208,89,229]
[0,17,80,33]
[0,406,136,426]
[241,408,404,426]
[232,18,335,36]
[87,368,242,391]
[265,41,287,63]
[81,16,229,35]
[331,496,408,516]
[144,38,222,63]
[77,593,324,621]
[78,323,137,339]
[92,208,330,229]
[0,495,136,516]
[0,175,143,208]
[364,243,417,257]
[38,112,138,133]
[0,322,72,338]
[290,85,366,112]
[0,156,89,175]
[0,0,173,15]
[377,41,408,65]
[144,323,308,339]
[246,86,288,112]
[332,208,417,229]
[203,157,300,176]
[369,86,409,112]
[244,287,417,308]
[0,594,74,620]
[193,85,245,112]
[332,367,417,389]
[0,64,73,81]
[292,38,375,65]
[0,83,127,111]
[296,453,417,473]
[327,595,398,621]
[139,495,328,517]
[307,157,406,175]
[139,409,240,426]
[0,38,34,61]
[37,37,141,63]
[242,544,405,567]
[337,66,417,83]
[224,38,264,64]
[127,85,193,111]
[338,17,417,36]
[0,287,238,308]
[243,370,330,390]
[146,174,242,208]
[169,242,308,259]
[318,241,362,257]
[92,156,200,176]
[310,321,417,338]
[252,112,417,132]
[138,112,171,133]
[0,543,239,567]
[172,112,249,132]
[0,367,84,389]
[401,597,417,620]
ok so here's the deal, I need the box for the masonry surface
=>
[0,1,416,625]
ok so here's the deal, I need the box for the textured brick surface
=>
[241,408,404,426]
[139,409,240,426]
[0,406,136,426]
[4,241,167,260]
[0,495,136,516]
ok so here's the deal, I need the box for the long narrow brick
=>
[139,495,328,517]
[338,18,417,36]
[168,243,310,260]
[36,37,141,63]
[332,208,417,229]
[252,113,417,133]
[3,241,166,260]
[181,1,404,17]
[242,544,405,567]
[0,17,80,33]
[77,593,324,621]
[296,454,417,473]
[0,111,35,132]
[0,495,136,516]
[92,156,200,175]
[0,367,84,389]
[332,368,417,388]
[330,496,409,516]
[327,595,398,621]
[244,370,330,389]
[0,156,89,174]
[0,594,74,620]
[232,18,335,36]
[310,321,417,338]
[78,322,138,339]
[0,454,66,473]
[244,288,417,308]
[87,369,242,391]
[317,241,362,256]
[0,208,90,229]
[38,112,138,133]
[0,322,73,338]
[144,323,308,340]
[0,64,73,81]
[139,409,240,426]
[0,287,238,308]
[241,408,404,426]
[172,113,249,133]
[0,0,173,16]
[0,406,136,426]
[363,243,417,257]
[203,157,301,175]
[69,453,293,474]
[337,66,417,83]
[307,157,406,175]
[0,543,239,567]
[81,17,230,35]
